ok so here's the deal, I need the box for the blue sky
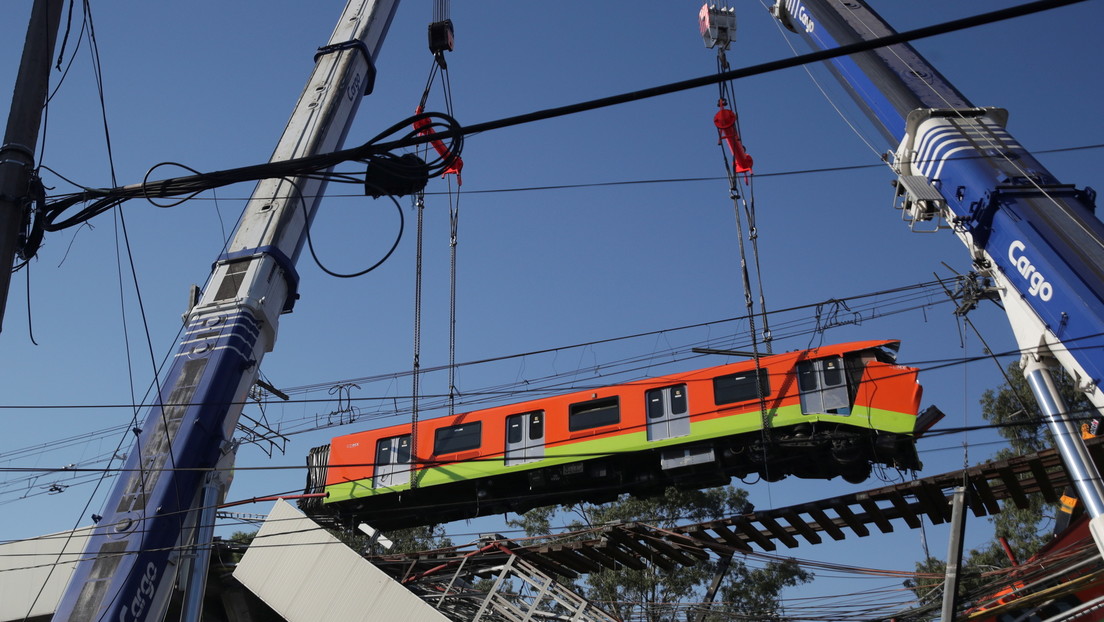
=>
[0,0,1102,610]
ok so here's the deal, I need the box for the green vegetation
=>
[508,485,812,621]
[904,361,1093,612]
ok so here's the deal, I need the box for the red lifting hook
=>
[714,98,753,175]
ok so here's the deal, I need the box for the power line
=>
[105,141,1102,204]
[35,1,1089,237]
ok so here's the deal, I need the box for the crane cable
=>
[410,3,461,488]
[701,6,777,485]
[715,48,772,357]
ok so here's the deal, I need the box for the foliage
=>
[227,530,256,546]
[978,361,1092,561]
[904,361,1095,613]
[508,485,812,621]
[330,522,453,555]
[223,530,257,563]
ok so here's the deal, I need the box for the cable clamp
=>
[314,40,377,95]
[215,246,301,313]
[0,142,33,159]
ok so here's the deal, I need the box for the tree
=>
[508,485,812,621]
[978,360,1092,561]
[223,530,257,563]
[904,361,1095,611]
[330,522,453,555]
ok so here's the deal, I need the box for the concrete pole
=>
[0,0,63,332]
[940,487,967,621]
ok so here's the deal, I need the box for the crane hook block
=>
[428,20,454,55]
[714,101,753,174]
[699,4,736,50]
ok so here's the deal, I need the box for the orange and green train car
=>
[301,340,928,529]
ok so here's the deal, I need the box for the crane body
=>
[42,2,1104,618]
[52,2,399,620]
[771,0,1104,547]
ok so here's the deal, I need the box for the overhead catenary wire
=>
[29,0,1085,243]
[83,141,1099,209]
[0,274,1008,421]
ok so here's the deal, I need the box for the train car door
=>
[505,411,545,466]
[797,357,851,415]
[646,384,689,441]
[373,434,412,488]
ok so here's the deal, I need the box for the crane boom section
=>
[772,0,1104,549]
[773,0,1104,409]
[772,0,970,144]
[52,2,399,621]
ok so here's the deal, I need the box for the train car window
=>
[646,384,690,442]
[670,385,688,414]
[376,439,392,466]
[507,418,523,444]
[569,397,620,431]
[375,435,411,466]
[798,357,852,415]
[434,422,483,455]
[395,436,411,464]
[506,411,545,466]
[648,384,688,419]
[507,411,544,443]
[647,390,665,419]
[798,364,819,392]
[529,412,544,440]
[713,369,771,405]
[822,357,844,386]
[374,435,412,489]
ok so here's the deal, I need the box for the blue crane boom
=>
[770,0,1104,549]
[52,2,399,620]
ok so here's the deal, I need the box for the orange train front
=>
[302,340,930,529]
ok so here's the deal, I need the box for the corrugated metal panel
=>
[234,499,449,622]
[0,527,91,621]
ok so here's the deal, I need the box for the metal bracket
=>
[893,174,948,231]
[215,245,300,313]
[314,39,376,95]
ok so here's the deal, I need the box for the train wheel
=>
[840,463,871,484]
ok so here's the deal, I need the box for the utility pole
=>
[940,487,968,621]
[0,0,63,331]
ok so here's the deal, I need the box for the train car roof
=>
[327,339,903,443]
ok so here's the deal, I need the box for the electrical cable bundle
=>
[30,110,464,238]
